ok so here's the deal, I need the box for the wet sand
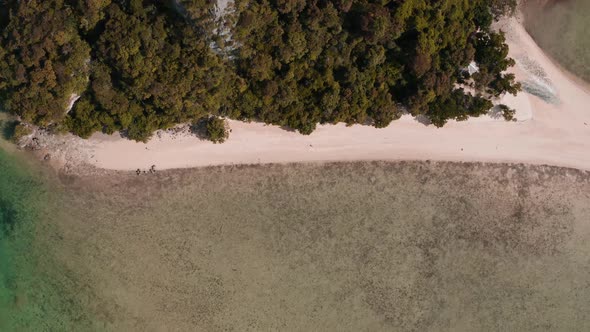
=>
[47,161,590,331]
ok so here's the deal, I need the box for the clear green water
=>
[524,0,590,82]
[0,147,100,330]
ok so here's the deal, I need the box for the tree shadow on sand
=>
[189,118,211,140]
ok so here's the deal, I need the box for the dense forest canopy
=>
[0,0,519,141]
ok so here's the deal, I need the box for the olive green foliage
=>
[232,0,521,133]
[190,116,229,143]
[74,0,231,141]
[12,123,33,143]
[498,104,517,121]
[426,89,494,127]
[0,0,90,126]
[177,0,217,22]
[472,31,521,97]
[0,0,520,141]
[71,0,113,33]
[205,116,229,143]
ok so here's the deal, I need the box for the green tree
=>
[498,104,517,121]
[0,0,90,126]
[205,116,229,143]
[0,0,521,140]
[67,0,231,141]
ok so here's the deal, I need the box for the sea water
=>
[2,139,590,330]
[0,147,104,330]
[523,0,590,82]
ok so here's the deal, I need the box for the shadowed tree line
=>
[0,0,519,141]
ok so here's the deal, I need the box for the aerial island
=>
[3,1,590,331]
[0,0,589,172]
[1,1,520,138]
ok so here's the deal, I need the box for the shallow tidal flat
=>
[523,0,590,83]
[34,161,589,331]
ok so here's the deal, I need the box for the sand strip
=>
[38,17,590,172]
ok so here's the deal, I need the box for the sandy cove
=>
[37,16,590,173]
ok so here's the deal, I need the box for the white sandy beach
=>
[37,16,590,172]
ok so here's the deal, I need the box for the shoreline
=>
[20,15,590,174]
[529,42,590,96]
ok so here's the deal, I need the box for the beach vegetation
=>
[0,0,90,126]
[0,0,520,141]
[498,104,517,121]
[11,123,33,143]
[205,116,229,144]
